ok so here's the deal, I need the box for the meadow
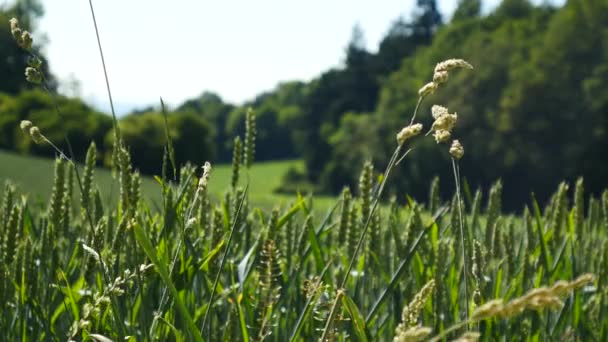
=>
[0,149,335,211]
[1,5,607,342]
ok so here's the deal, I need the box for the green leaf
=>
[341,294,369,342]
[133,221,204,342]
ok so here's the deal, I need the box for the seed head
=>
[433,70,448,84]
[198,161,212,190]
[29,126,45,144]
[9,17,19,31]
[418,82,437,97]
[434,59,473,74]
[20,31,33,50]
[433,129,451,144]
[449,140,464,160]
[396,123,423,145]
[452,332,481,342]
[20,120,33,134]
[431,113,457,132]
[25,67,42,84]
[431,105,448,119]
[9,18,21,40]
[394,326,432,342]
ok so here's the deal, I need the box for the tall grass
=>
[1,9,605,342]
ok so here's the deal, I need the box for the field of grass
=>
[0,149,336,211]
[2,14,606,340]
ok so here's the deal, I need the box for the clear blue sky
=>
[2,0,560,114]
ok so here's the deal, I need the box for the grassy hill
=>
[0,149,336,211]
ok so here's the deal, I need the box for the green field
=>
[0,149,336,211]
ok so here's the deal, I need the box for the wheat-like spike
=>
[573,177,584,240]
[92,187,104,225]
[346,205,359,258]
[337,187,352,248]
[428,177,440,214]
[401,280,436,329]
[117,147,132,216]
[1,182,15,231]
[4,204,20,268]
[253,239,282,342]
[81,142,97,212]
[129,171,141,212]
[244,108,257,169]
[601,190,608,229]
[484,180,502,250]
[231,136,242,188]
[471,239,484,305]
[359,161,373,227]
[266,208,279,241]
[48,157,66,232]
[551,182,568,245]
[62,162,74,238]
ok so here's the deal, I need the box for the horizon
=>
[2,0,563,115]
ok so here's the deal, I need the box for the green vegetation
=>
[2,0,607,208]
[0,0,607,340]
[0,149,331,210]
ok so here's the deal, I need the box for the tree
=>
[452,0,482,21]
[0,1,54,95]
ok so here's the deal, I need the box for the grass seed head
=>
[25,67,42,84]
[394,326,433,342]
[452,332,481,342]
[397,123,423,145]
[434,59,474,74]
[433,129,451,143]
[418,82,437,97]
[449,140,464,160]
[20,30,33,50]
[20,120,33,134]
[29,126,45,144]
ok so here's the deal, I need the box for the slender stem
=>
[318,96,426,336]
[340,144,401,289]
[201,183,249,337]
[452,158,469,324]
[409,96,425,126]
[87,0,120,136]
[318,289,344,342]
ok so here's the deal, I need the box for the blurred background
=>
[1,0,606,210]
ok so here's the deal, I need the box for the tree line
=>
[1,0,607,208]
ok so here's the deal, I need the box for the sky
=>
[2,0,561,115]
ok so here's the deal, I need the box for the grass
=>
[0,149,336,211]
[1,12,606,342]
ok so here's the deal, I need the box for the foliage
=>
[0,155,605,340]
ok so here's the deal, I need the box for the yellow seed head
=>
[472,299,504,320]
[452,332,481,342]
[431,105,449,119]
[433,129,451,144]
[431,113,457,132]
[449,140,464,160]
[571,273,594,289]
[29,126,45,144]
[397,123,423,145]
[9,17,19,30]
[394,326,432,342]
[433,70,448,84]
[20,31,33,50]
[198,161,212,190]
[434,59,474,74]
[20,120,33,134]
[25,67,43,84]
[418,82,437,97]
